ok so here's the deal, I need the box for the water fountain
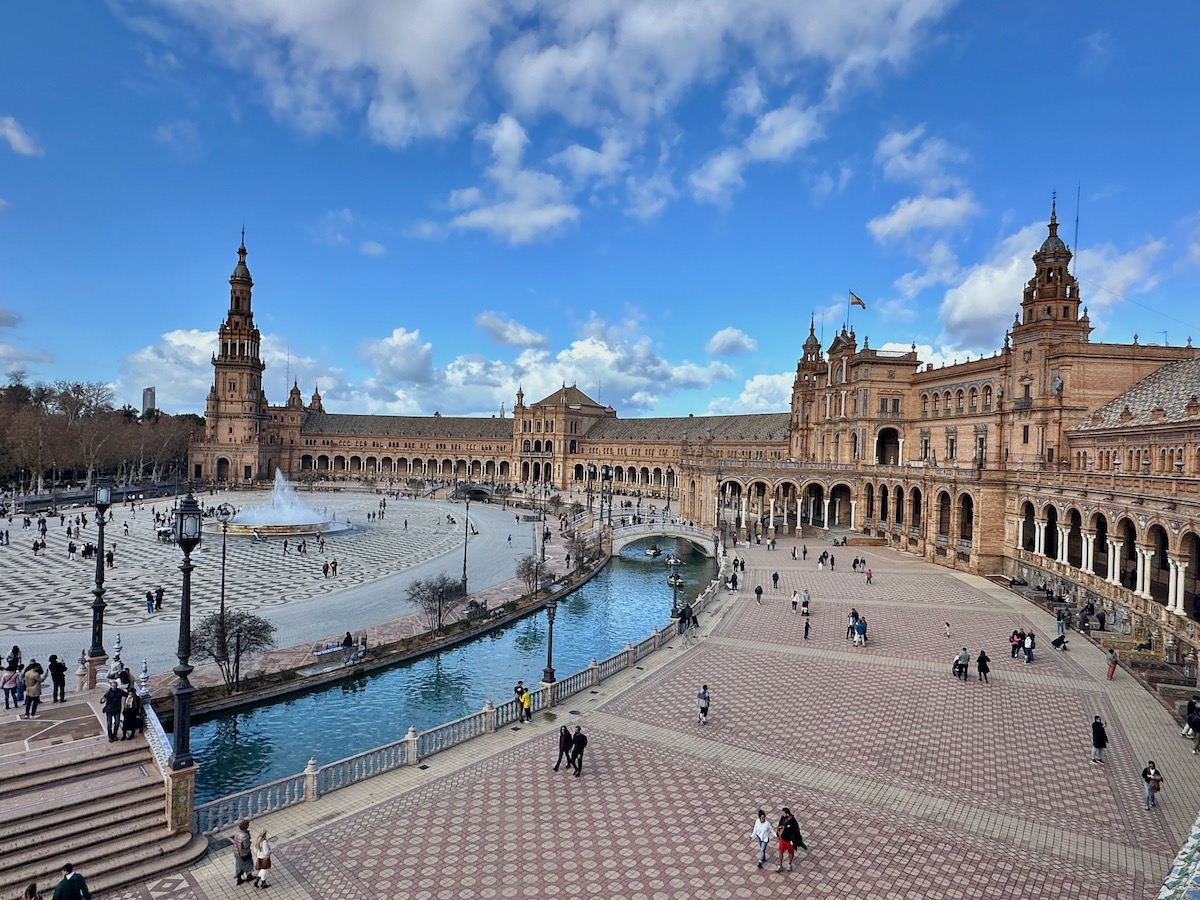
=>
[206,471,350,537]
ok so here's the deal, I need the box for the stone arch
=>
[911,487,923,528]
[1042,504,1059,560]
[801,482,826,527]
[936,490,951,538]
[1181,529,1200,618]
[1147,522,1171,603]
[216,457,231,481]
[1066,507,1083,569]
[880,484,890,522]
[1089,511,1109,577]
[1020,500,1036,551]
[875,427,900,465]
[958,493,974,543]
[894,485,905,525]
[829,483,853,528]
[865,483,875,518]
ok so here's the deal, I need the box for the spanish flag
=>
[849,291,867,309]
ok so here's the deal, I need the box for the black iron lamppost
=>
[587,463,596,513]
[542,597,558,683]
[215,503,234,663]
[170,489,203,770]
[89,478,113,676]
[604,466,614,527]
[665,465,674,518]
[461,497,471,595]
[715,468,724,551]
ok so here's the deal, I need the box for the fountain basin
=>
[204,520,352,538]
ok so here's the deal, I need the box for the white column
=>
[1034,521,1046,556]
[1109,541,1123,586]
[1058,526,1070,564]
[1139,549,1155,598]
[897,438,905,465]
[1177,561,1190,615]
[1167,560,1180,613]
[822,497,831,530]
[769,498,776,527]
[1082,533,1094,573]
[849,499,857,530]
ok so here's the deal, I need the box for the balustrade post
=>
[649,626,660,649]
[588,658,600,687]
[74,648,88,694]
[405,726,419,765]
[304,757,320,802]
[483,699,496,733]
[625,641,636,667]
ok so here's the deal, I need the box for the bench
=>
[312,642,346,658]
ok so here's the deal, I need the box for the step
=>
[0,790,163,856]
[0,735,152,786]
[0,830,208,900]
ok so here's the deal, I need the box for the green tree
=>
[516,553,541,594]
[405,572,460,635]
[190,610,277,694]
[548,493,564,517]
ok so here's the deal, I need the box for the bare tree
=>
[190,609,277,694]
[405,573,461,635]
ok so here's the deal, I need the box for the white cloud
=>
[550,135,628,184]
[895,239,959,298]
[1076,239,1165,310]
[312,208,354,246]
[939,222,1043,347]
[706,327,758,355]
[875,124,966,191]
[0,198,8,211]
[154,119,203,161]
[707,373,792,414]
[359,240,386,256]
[117,328,219,413]
[867,192,978,242]
[812,162,852,199]
[444,114,579,244]
[689,148,745,206]
[0,116,43,156]
[476,311,548,348]
[743,104,822,162]
[625,154,677,220]
[358,327,435,385]
[725,69,765,119]
[1079,31,1111,74]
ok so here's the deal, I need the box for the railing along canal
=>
[193,573,724,833]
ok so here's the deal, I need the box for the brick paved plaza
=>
[73,528,1200,900]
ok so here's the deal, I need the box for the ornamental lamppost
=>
[461,497,471,595]
[170,489,203,770]
[542,597,559,683]
[715,468,724,550]
[215,503,234,663]
[603,466,614,527]
[587,463,596,513]
[665,465,674,518]
[89,478,113,683]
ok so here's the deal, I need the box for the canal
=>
[191,537,716,803]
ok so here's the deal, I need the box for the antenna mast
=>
[1072,184,1080,276]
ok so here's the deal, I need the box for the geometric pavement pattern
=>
[98,539,1195,899]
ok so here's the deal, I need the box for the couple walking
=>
[751,807,808,871]
[553,725,589,777]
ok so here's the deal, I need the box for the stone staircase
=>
[0,731,208,897]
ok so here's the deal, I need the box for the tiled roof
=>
[586,413,791,443]
[1071,357,1200,431]
[301,411,514,440]
[530,384,609,411]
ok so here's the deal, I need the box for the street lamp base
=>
[542,667,556,684]
[86,653,109,690]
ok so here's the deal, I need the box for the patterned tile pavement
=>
[95,538,1200,898]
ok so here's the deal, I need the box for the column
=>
[1034,520,1046,556]
[1167,560,1180,613]
[849,499,857,531]
[1177,561,1190,615]
[739,496,748,540]
[897,438,905,465]
[1082,532,1094,574]
[822,497,831,531]
[1139,548,1156,598]
[1108,541,1123,586]
[1057,526,1070,564]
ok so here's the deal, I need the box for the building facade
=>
[191,206,1200,644]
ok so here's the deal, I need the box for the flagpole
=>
[846,289,851,325]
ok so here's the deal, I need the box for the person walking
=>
[976,650,990,683]
[751,810,775,869]
[754,585,763,605]
[776,807,808,870]
[553,725,572,771]
[1024,631,1036,664]
[865,568,872,585]
[101,679,125,740]
[1091,716,1108,764]
[252,830,273,888]
[155,586,164,611]
[772,572,779,589]
[1183,696,1199,739]
[22,662,44,719]
[2,665,20,710]
[1107,649,1119,681]
[121,687,144,740]
[801,589,810,616]
[50,863,90,900]
[953,648,970,680]
[569,726,588,777]
[21,881,43,900]
[696,684,711,725]
[803,619,810,640]
[790,590,799,613]
[48,654,67,703]
[1141,761,1164,809]
[233,820,255,885]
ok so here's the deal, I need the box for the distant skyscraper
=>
[142,386,157,419]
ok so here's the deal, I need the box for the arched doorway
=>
[958,494,973,544]
[1066,509,1083,569]
[1020,501,1036,551]
[829,484,853,527]
[1043,505,1059,560]
[936,491,951,539]
[875,427,900,465]
[1090,513,1109,577]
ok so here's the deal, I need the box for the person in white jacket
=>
[252,831,273,888]
[751,809,776,869]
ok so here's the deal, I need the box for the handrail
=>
[194,771,307,834]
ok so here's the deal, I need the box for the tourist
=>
[253,830,273,888]
[776,807,808,871]
[802,545,807,560]
[802,590,810,616]
[145,590,154,613]
[1010,630,1022,659]
[23,661,44,719]
[569,725,588,777]
[751,810,775,869]
[51,863,90,900]
[976,650,990,683]
[803,619,810,640]
[331,558,338,576]
[155,586,164,611]
[1090,716,1107,764]
[521,685,533,722]
[553,725,572,771]
[2,664,21,710]
[791,546,796,560]
[121,686,144,740]
[234,820,255,885]
[754,585,763,605]
[48,654,67,702]
[865,568,873,585]
[21,881,42,900]
[1023,631,1036,664]
[322,561,330,578]
[1056,609,1065,635]
[772,572,779,589]
[1107,649,1119,681]
[790,590,798,613]
[953,648,970,680]
[846,610,858,640]
[696,684,711,725]
[101,679,125,741]
[1141,761,1164,809]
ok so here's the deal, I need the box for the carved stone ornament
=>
[887,369,896,379]
[1023,349,1032,362]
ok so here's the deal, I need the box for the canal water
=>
[191,538,716,804]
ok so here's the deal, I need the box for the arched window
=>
[969,388,978,411]
[922,394,929,416]
[983,386,992,410]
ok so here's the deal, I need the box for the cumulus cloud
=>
[689,148,745,205]
[117,328,219,413]
[550,134,628,184]
[895,239,959,299]
[358,327,435,385]
[875,124,966,191]
[1076,239,1166,310]
[0,116,43,156]
[939,222,1044,347]
[707,373,792,414]
[867,192,978,242]
[359,240,386,255]
[706,327,758,356]
[444,114,579,244]
[476,311,548,348]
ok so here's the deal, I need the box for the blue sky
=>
[2,1,1198,418]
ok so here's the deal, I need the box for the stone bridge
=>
[608,521,719,557]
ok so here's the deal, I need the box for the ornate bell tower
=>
[1015,195,1090,341]
[196,235,270,484]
